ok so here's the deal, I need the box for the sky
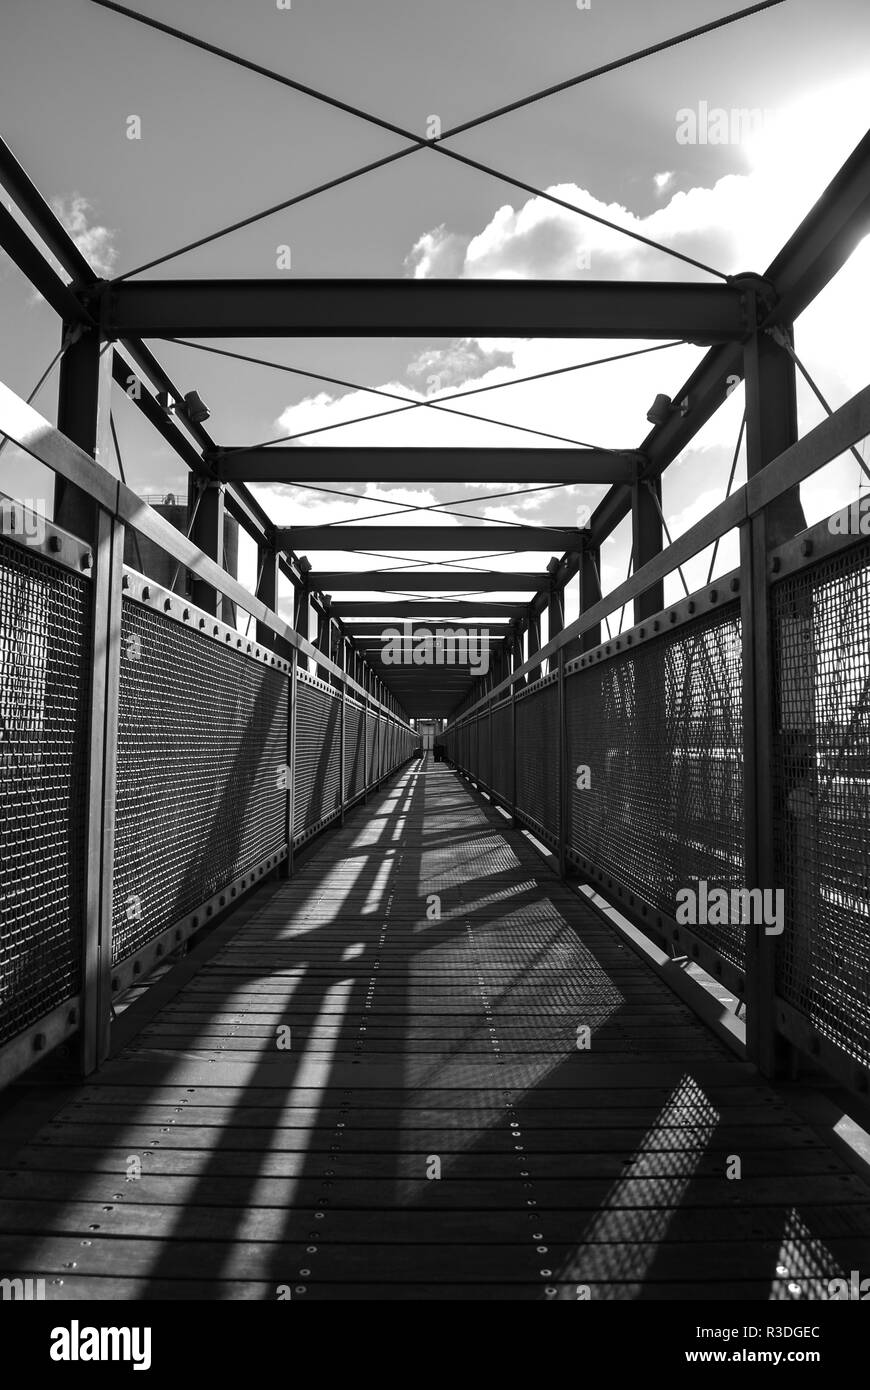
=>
[1,0,869,636]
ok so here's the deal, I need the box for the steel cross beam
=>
[95,279,749,343]
[279,526,580,552]
[333,602,524,619]
[345,622,510,636]
[309,571,546,592]
[213,447,640,484]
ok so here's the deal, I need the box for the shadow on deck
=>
[1,761,870,1300]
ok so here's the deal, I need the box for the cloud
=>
[50,194,118,277]
[408,74,869,287]
[654,172,675,193]
[404,224,468,278]
[406,339,515,392]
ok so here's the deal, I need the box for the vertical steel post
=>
[510,638,519,827]
[339,637,347,825]
[286,646,298,878]
[742,314,804,1074]
[54,327,113,538]
[558,646,567,879]
[631,477,664,623]
[57,333,119,1075]
[255,545,280,649]
[82,508,124,1074]
[364,679,371,804]
[188,480,225,618]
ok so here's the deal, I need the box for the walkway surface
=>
[2,761,870,1299]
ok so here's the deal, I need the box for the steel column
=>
[255,545,280,650]
[187,480,224,617]
[632,477,664,622]
[55,330,112,540]
[81,508,124,1074]
[742,319,805,1075]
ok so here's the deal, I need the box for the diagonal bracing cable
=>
[289,479,569,528]
[168,336,678,453]
[767,327,870,485]
[83,0,780,282]
[706,412,746,585]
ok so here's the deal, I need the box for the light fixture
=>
[646,393,672,426]
[182,390,210,424]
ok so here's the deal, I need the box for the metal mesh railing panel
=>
[345,700,365,800]
[771,539,870,1064]
[113,600,288,963]
[294,676,341,833]
[516,679,560,839]
[0,538,91,1044]
[566,603,745,964]
[365,710,376,783]
[491,701,512,801]
[478,708,492,788]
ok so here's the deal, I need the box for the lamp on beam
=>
[646,392,690,425]
[182,390,211,424]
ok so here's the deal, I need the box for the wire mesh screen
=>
[516,677,560,841]
[386,721,396,772]
[566,602,745,965]
[345,698,365,801]
[478,708,492,788]
[365,709,376,784]
[113,599,288,963]
[0,538,91,1045]
[294,674,341,835]
[491,699,512,801]
[374,717,384,778]
[771,539,870,1065]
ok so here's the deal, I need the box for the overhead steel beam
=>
[310,570,545,592]
[96,279,749,343]
[359,636,505,648]
[333,602,524,619]
[214,446,640,484]
[280,526,580,552]
[346,622,509,637]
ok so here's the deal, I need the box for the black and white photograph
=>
[1,0,869,1364]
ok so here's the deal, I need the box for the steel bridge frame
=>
[1,15,870,1099]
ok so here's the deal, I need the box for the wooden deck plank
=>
[2,760,870,1300]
